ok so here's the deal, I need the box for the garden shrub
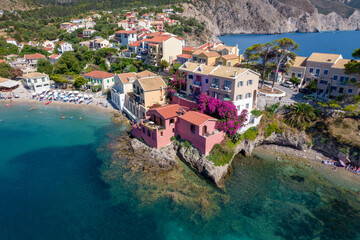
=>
[207,144,234,166]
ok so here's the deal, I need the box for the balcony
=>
[210,83,219,89]
[142,119,165,131]
[222,86,231,92]
[193,81,201,87]
[133,90,141,96]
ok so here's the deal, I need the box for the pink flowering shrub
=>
[199,93,248,135]
[168,71,186,93]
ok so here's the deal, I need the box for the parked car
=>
[281,81,294,88]
[303,93,317,100]
[13,94,19,98]
[299,88,312,94]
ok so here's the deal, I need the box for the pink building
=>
[132,104,225,156]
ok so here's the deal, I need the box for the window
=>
[141,89,144,94]
[238,81,243,87]
[324,69,329,75]
[297,73,302,78]
[143,127,145,133]
[331,86,337,91]
[247,80,253,85]
[237,106,240,111]
[211,78,219,88]
[223,80,231,91]
[333,75,338,80]
[245,93,252,99]
[33,79,37,84]
[309,68,314,73]
[218,61,223,65]
[190,124,195,134]
[227,62,231,67]
[246,103,249,109]
[236,94,242,100]
[188,75,193,80]
[205,79,209,84]
[42,78,45,82]
[315,68,320,76]
[170,119,175,124]
[107,80,109,83]
[306,78,311,82]
[348,88,353,94]
[339,88,344,93]
[172,128,175,133]
[160,132,163,137]
[147,130,151,137]
[319,80,327,85]
[133,84,135,88]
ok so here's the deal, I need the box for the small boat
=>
[61,116,66,119]
[68,116,73,120]
[45,101,52,105]
[28,107,37,111]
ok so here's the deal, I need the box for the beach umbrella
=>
[339,160,346,167]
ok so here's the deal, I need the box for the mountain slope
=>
[181,0,360,38]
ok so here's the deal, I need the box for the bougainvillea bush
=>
[168,71,186,92]
[198,92,248,135]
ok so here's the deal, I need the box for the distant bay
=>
[219,31,360,59]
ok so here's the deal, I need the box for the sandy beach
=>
[0,85,118,114]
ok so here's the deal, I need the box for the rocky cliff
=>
[181,0,360,42]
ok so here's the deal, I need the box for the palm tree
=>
[285,103,317,130]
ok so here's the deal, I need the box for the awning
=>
[0,80,19,89]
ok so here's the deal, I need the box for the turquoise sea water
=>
[219,31,360,59]
[1,103,360,240]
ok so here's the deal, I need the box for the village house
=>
[71,18,85,24]
[83,29,96,38]
[111,70,157,110]
[83,70,115,90]
[80,41,90,48]
[58,42,73,54]
[117,20,135,30]
[192,50,220,66]
[24,53,46,67]
[42,40,55,49]
[6,38,17,46]
[182,46,196,55]
[176,54,193,64]
[179,62,260,114]
[60,22,72,30]
[89,38,110,50]
[93,13,101,19]
[145,36,182,66]
[151,21,164,31]
[115,30,138,46]
[283,56,307,84]
[20,72,50,93]
[49,54,60,64]
[215,54,242,67]
[131,104,225,155]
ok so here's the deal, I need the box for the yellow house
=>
[215,54,242,67]
[192,50,220,66]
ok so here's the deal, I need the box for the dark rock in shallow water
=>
[290,175,305,182]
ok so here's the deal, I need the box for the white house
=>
[58,42,73,54]
[42,40,55,49]
[24,53,46,67]
[83,70,115,90]
[6,38,17,46]
[49,54,60,64]
[21,72,50,93]
[115,30,137,46]
[71,18,85,24]
[89,38,110,50]
[83,29,96,38]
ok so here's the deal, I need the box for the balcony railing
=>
[222,86,231,92]
[142,119,165,131]
[210,83,219,89]
[193,81,201,86]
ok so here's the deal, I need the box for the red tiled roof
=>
[118,72,137,84]
[182,46,196,52]
[136,70,157,78]
[128,41,140,47]
[49,54,59,59]
[151,104,182,119]
[115,30,137,34]
[24,53,46,60]
[43,47,53,51]
[7,38,15,41]
[180,111,216,126]
[221,54,239,60]
[83,70,115,79]
[177,54,192,59]
[148,36,171,43]
[176,37,184,40]
[139,28,149,32]
[0,60,5,63]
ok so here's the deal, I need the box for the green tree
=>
[73,76,86,89]
[37,58,53,75]
[289,76,301,85]
[344,48,360,75]
[0,62,15,78]
[54,52,81,74]
[170,63,182,75]
[285,103,317,130]
[272,38,299,91]
[244,43,274,88]
[307,80,317,92]
[159,59,169,70]
[50,74,68,89]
